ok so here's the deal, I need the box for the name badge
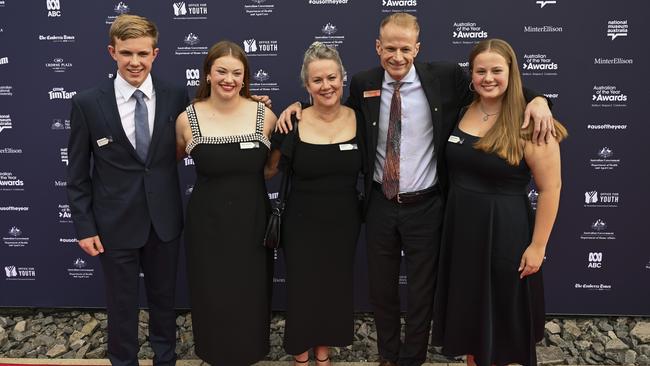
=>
[339,143,358,151]
[240,141,260,149]
[363,90,381,98]
[448,135,464,144]
[96,137,112,147]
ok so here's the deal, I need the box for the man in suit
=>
[67,14,189,366]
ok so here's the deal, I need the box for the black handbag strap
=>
[277,121,299,205]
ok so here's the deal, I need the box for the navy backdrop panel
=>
[0,0,648,315]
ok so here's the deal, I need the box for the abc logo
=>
[186,69,200,87]
[587,252,603,268]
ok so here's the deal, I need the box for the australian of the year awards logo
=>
[51,118,71,130]
[68,258,95,279]
[381,0,418,13]
[48,87,76,100]
[175,33,208,56]
[0,172,24,191]
[58,204,73,223]
[452,22,488,45]
[3,226,30,248]
[535,0,556,8]
[584,190,619,208]
[242,38,279,57]
[46,0,62,17]
[580,219,616,240]
[590,146,620,171]
[4,265,36,280]
[244,0,275,17]
[591,85,628,108]
[45,58,72,73]
[607,20,628,40]
[172,2,208,20]
[521,53,558,76]
[0,114,12,132]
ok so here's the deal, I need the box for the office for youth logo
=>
[172,2,208,20]
[584,191,619,208]
[4,265,36,280]
[243,38,278,57]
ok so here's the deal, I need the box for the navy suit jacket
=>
[67,76,189,249]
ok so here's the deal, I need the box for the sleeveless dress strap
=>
[255,102,265,135]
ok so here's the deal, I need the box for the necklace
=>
[478,103,499,121]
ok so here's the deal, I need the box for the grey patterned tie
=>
[132,90,150,161]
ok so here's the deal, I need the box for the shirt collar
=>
[114,72,154,100]
[383,64,417,86]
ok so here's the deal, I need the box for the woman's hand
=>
[518,244,546,279]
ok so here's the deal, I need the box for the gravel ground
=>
[0,309,649,365]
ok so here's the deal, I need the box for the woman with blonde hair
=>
[269,42,364,366]
[432,38,567,366]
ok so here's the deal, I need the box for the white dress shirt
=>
[374,65,437,192]
[114,72,156,149]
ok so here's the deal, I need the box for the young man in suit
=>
[277,13,553,366]
[67,14,189,366]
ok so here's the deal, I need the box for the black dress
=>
[432,122,545,366]
[279,132,363,354]
[184,102,272,366]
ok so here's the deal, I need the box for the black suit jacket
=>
[67,76,189,249]
[347,61,543,215]
[348,61,471,213]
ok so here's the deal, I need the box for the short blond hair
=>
[109,14,158,48]
[379,12,420,39]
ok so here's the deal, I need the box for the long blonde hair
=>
[470,39,567,165]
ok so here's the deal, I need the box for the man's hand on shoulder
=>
[78,235,104,256]
[522,96,555,145]
[276,102,303,133]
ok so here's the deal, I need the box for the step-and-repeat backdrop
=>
[1,0,648,315]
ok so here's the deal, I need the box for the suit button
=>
[372,121,377,126]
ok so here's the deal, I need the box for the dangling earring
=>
[469,81,476,92]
